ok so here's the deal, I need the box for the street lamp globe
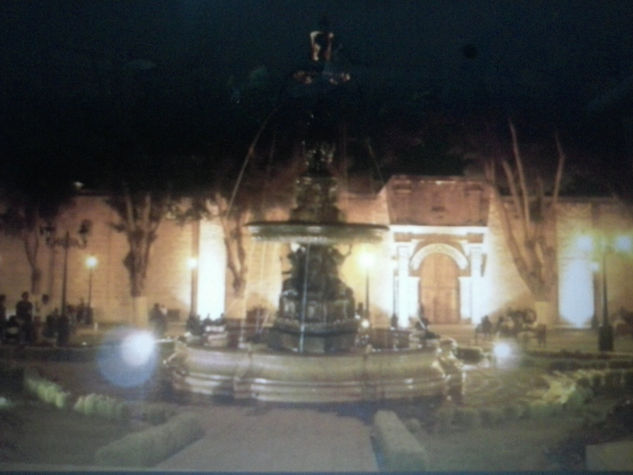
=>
[86,255,98,269]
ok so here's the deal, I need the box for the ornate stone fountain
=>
[165,24,463,403]
[248,142,386,353]
[166,141,464,402]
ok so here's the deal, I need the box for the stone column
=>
[469,246,484,324]
[408,276,420,323]
[198,220,226,320]
[458,276,472,322]
[396,245,411,328]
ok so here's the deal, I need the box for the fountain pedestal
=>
[248,143,387,353]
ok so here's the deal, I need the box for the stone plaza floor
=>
[1,322,632,471]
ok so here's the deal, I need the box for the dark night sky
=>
[2,0,633,190]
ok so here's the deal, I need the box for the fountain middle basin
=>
[166,341,462,403]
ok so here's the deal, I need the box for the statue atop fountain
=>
[248,141,387,353]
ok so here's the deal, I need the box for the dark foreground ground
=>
[0,324,632,471]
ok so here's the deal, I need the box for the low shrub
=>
[23,370,71,409]
[94,411,204,467]
[74,393,129,421]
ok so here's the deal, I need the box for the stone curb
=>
[372,410,428,472]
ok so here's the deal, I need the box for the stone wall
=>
[0,195,221,324]
[3,178,633,328]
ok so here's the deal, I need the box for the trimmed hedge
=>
[23,368,71,409]
[94,411,204,467]
[74,393,130,421]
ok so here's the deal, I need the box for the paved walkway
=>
[156,406,378,472]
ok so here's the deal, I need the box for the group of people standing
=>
[0,291,92,346]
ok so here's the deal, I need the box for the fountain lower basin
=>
[166,341,463,403]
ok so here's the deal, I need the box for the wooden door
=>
[420,253,459,323]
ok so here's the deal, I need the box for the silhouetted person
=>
[16,292,34,344]
[481,315,493,340]
[149,303,167,338]
[56,313,70,346]
[5,316,19,343]
[390,314,398,329]
[186,314,203,336]
[76,299,87,324]
[43,309,59,339]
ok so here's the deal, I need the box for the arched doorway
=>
[420,253,459,323]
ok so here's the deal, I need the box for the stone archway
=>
[419,253,460,323]
[410,242,470,324]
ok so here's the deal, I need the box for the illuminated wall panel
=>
[558,258,594,327]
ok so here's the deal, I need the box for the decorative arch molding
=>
[410,243,469,272]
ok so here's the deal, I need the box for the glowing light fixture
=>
[85,255,98,269]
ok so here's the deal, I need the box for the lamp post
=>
[85,255,98,313]
[42,221,91,316]
[187,257,198,318]
[600,235,632,351]
[579,234,632,352]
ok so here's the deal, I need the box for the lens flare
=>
[493,341,513,360]
[97,327,158,388]
[120,331,155,367]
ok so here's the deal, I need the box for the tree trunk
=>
[534,299,555,327]
[30,267,42,296]
[131,295,149,328]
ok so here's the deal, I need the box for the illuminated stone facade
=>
[1,177,632,328]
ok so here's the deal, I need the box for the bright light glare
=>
[85,255,98,269]
[576,235,593,253]
[120,331,155,367]
[493,342,513,360]
[359,251,374,270]
[187,257,198,269]
[615,235,632,253]
[361,318,371,329]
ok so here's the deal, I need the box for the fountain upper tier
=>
[246,143,388,244]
